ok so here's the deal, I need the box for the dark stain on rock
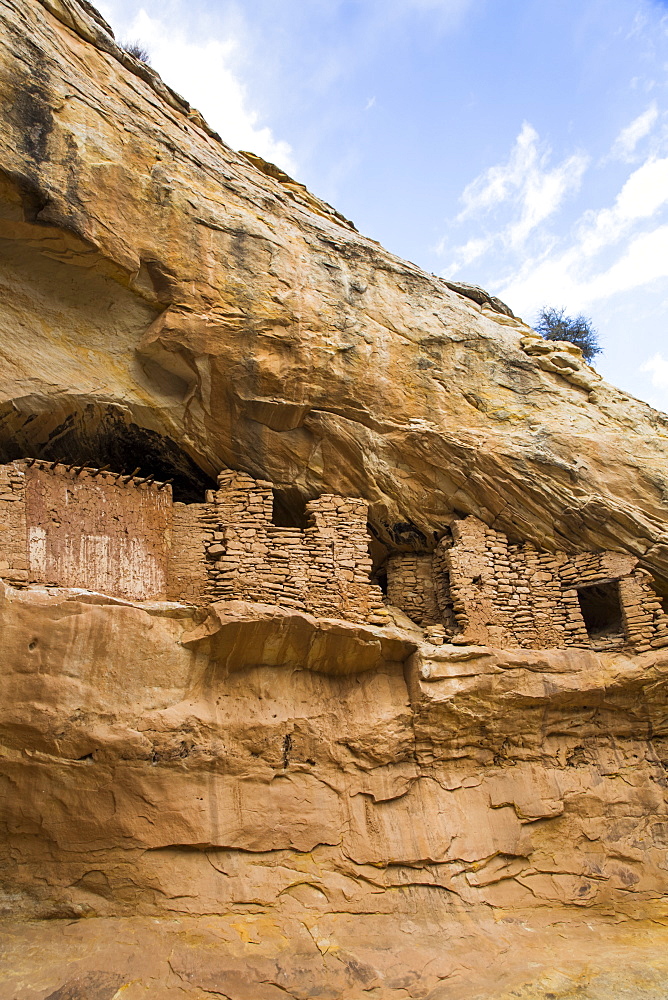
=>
[10,39,54,166]
[0,167,51,221]
[44,971,125,1000]
[282,732,292,769]
[143,257,178,304]
[392,521,428,547]
[14,80,55,164]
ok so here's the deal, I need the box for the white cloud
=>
[497,155,668,311]
[508,148,588,247]
[457,123,588,234]
[494,154,668,316]
[446,123,587,270]
[499,223,668,315]
[441,234,494,271]
[108,8,294,172]
[578,155,668,259]
[639,352,668,411]
[640,352,668,389]
[610,103,658,161]
[457,123,541,218]
[439,110,668,324]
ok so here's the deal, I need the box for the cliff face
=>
[3,583,668,998]
[2,0,668,574]
[2,2,668,998]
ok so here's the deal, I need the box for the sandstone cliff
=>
[2,1,668,998]
[2,0,668,578]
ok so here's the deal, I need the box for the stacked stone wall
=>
[203,472,387,623]
[431,538,457,632]
[168,503,218,604]
[386,515,668,652]
[618,571,668,652]
[434,519,576,647]
[385,554,440,626]
[3,458,666,648]
[303,494,384,621]
[443,518,513,647]
[0,462,27,586]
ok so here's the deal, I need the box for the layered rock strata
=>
[1,0,668,583]
[2,581,668,997]
[1,1,668,997]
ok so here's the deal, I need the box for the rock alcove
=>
[0,398,215,502]
[2,0,668,995]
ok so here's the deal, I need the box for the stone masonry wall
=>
[442,518,575,648]
[23,461,172,600]
[203,471,388,624]
[387,515,668,652]
[0,461,27,587]
[167,503,218,604]
[386,553,440,627]
[618,570,668,653]
[3,458,665,648]
[0,463,388,622]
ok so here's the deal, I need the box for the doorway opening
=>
[577,581,624,648]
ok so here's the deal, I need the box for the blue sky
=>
[97,0,668,411]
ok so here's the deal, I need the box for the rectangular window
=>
[577,581,624,646]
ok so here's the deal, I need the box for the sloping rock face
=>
[1,2,668,997]
[1,0,668,573]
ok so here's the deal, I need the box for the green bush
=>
[535,306,601,363]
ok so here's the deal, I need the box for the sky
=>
[96,0,668,412]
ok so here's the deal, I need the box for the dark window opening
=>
[271,488,309,528]
[0,399,216,503]
[375,567,388,595]
[577,581,624,642]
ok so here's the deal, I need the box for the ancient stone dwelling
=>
[387,516,668,653]
[0,461,388,623]
[0,458,666,652]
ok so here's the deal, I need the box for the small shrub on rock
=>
[121,41,150,64]
[535,306,601,362]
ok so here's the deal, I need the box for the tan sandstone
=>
[1,1,668,997]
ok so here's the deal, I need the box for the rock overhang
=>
[181,600,416,676]
[0,0,667,584]
[2,0,668,993]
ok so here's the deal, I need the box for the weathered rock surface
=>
[1,1,668,996]
[1,0,668,574]
[1,580,668,997]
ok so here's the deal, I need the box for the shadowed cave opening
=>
[0,400,216,503]
[577,581,624,643]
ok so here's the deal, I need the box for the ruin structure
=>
[0,461,387,623]
[1,459,666,651]
[5,2,668,990]
[387,516,668,652]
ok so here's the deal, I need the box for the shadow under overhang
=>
[182,600,417,676]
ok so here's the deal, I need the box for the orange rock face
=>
[2,583,668,996]
[1,1,668,997]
